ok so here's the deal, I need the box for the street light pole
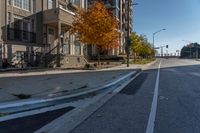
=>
[126,0,130,67]
[126,1,138,67]
[152,29,166,49]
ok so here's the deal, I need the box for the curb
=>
[141,59,157,69]
[35,69,142,133]
[0,69,141,117]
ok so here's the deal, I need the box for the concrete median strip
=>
[35,70,142,133]
[0,69,141,122]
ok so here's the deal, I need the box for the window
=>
[75,40,81,55]
[13,16,31,41]
[14,0,22,7]
[33,0,36,13]
[71,0,80,7]
[23,0,30,11]
[62,44,70,55]
[8,0,13,5]
[14,18,21,30]
[48,0,53,9]
[23,21,29,40]
[14,18,22,40]
[31,19,35,32]
[69,35,74,43]
[7,12,12,28]
[16,51,25,61]
[14,0,30,11]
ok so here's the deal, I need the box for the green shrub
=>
[84,64,91,69]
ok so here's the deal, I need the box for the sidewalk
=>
[0,64,142,78]
[0,66,140,103]
[0,61,156,103]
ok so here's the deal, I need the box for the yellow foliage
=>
[70,2,119,50]
[130,33,155,58]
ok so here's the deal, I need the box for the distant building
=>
[180,42,200,58]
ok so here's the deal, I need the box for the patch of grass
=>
[84,64,95,69]
[131,58,156,64]
[12,93,32,99]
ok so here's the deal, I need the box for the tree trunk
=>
[98,52,101,65]
[134,52,136,63]
[97,46,101,66]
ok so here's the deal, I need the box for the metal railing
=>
[7,28,36,43]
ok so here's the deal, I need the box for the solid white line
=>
[146,61,161,133]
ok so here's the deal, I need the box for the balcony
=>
[7,28,36,43]
[43,7,75,25]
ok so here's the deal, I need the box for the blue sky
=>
[133,0,200,54]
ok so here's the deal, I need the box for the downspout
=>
[4,0,8,59]
[5,0,7,43]
[41,0,45,55]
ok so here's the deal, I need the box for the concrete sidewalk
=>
[0,61,156,103]
[0,64,142,78]
[0,68,138,103]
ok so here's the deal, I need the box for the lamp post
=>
[126,1,138,67]
[153,29,166,49]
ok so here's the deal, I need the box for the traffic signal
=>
[166,45,168,48]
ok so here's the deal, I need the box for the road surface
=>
[71,58,200,133]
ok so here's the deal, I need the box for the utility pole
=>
[152,29,166,49]
[126,0,131,67]
[161,47,163,57]
[126,1,138,67]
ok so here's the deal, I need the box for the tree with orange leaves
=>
[70,2,119,64]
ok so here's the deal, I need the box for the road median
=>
[0,69,141,122]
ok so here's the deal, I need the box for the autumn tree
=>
[70,2,119,64]
[130,33,155,60]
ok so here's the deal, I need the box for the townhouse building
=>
[0,0,132,68]
[0,0,87,68]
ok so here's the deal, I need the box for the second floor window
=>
[71,0,80,7]
[23,0,30,10]
[14,0,30,11]
[14,0,22,7]
[48,0,54,9]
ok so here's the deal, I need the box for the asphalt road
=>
[71,58,200,133]
[0,107,74,133]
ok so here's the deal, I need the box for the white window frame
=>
[8,0,13,5]
[13,0,31,12]
[48,0,53,9]
[13,15,31,41]
[23,0,30,11]
[71,0,81,7]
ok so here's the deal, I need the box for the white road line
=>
[146,61,161,133]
